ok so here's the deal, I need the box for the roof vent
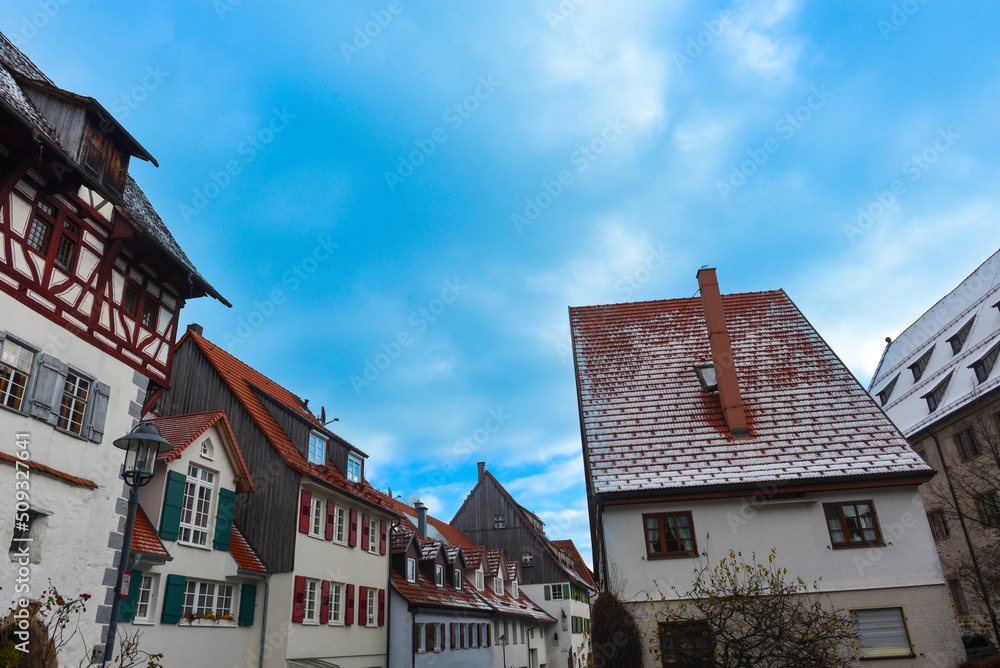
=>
[696,267,749,438]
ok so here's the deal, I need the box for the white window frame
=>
[368,517,379,553]
[180,579,235,625]
[512,581,518,598]
[0,338,34,412]
[551,583,563,600]
[494,576,503,596]
[454,567,462,589]
[303,579,319,624]
[199,438,214,460]
[435,564,444,588]
[851,607,913,659]
[366,588,377,627]
[57,370,91,436]
[308,497,323,538]
[333,505,347,544]
[347,453,363,482]
[416,622,426,653]
[476,571,484,591]
[134,574,155,623]
[179,464,215,548]
[308,432,327,465]
[406,557,417,583]
[494,514,506,529]
[328,582,344,625]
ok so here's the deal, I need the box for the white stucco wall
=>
[1,296,147,665]
[522,584,589,668]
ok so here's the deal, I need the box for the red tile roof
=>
[178,330,392,510]
[475,576,555,623]
[382,496,478,549]
[552,539,598,591]
[463,546,485,570]
[144,411,253,493]
[131,506,169,557]
[230,524,267,573]
[391,565,494,613]
[0,451,97,489]
[570,290,933,496]
[484,549,503,577]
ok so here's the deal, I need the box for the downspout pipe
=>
[258,572,270,668]
[929,432,1000,642]
[387,517,400,668]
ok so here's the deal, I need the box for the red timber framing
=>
[0,134,183,384]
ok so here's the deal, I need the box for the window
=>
[956,428,983,460]
[694,363,718,391]
[199,438,214,460]
[928,511,949,540]
[643,512,696,558]
[909,347,934,382]
[922,372,952,412]
[333,506,346,543]
[434,564,444,587]
[551,584,563,600]
[308,432,327,465]
[0,338,34,411]
[975,492,1000,527]
[494,575,503,596]
[972,342,1000,383]
[57,371,90,435]
[521,551,533,567]
[26,216,51,253]
[416,622,426,652]
[135,575,155,622]
[9,509,40,554]
[658,620,714,667]
[303,579,319,623]
[329,582,344,625]
[511,581,518,598]
[308,497,323,537]
[406,558,416,583]
[54,219,79,272]
[179,464,215,547]
[181,580,235,622]
[851,607,913,658]
[824,501,882,547]
[948,579,969,614]
[948,319,975,354]
[494,514,506,529]
[80,119,128,195]
[876,374,899,406]
[366,588,377,627]
[140,299,157,330]
[123,285,139,317]
[454,567,462,589]
[369,517,378,552]
[476,571,483,591]
[347,453,362,482]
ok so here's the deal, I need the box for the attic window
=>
[947,319,975,355]
[494,515,506,529]
[971,341,1000,383]
[79,119,127,196]
[347,453,362,482]
[876,375,899,406]
[308,432,327,465]
[200,438,214,460]
[922,372,953,412]
[521,552,533,567]
[694,364,717,391]
[909,347,934,382]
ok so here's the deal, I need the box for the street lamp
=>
[499,633,509,668]
[102,424,172,666]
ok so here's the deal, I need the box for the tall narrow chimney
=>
[187,323,204,336]
[477,462,486,481]
[696,267,749,437]
[414,501,427,538]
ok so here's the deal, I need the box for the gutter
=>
[387,517,400,668]
[258,572,271,668]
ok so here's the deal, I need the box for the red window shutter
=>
[345,584,355,625]
[378,588,386,626]
[380,520,387,555]
[358,586,368,626]
[325,500,336,540]
[361,513,370,550]
[320,580,330,624]
[348,508,358,547]
[486,623,492,646]
[292,575,306,622]
[298,490,312,534]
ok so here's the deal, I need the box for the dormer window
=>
[909,347,934,382]
[948,319,975,355]
[79,119,128,196]
[435,564,444,587]
[454,568,462,589]
[347,453,362,482]
[512,581,518,598]
[876,375,899,406]
[494,576,503,596]
[476,571,483,591]
[406,557,416,583]
[308,432,327,465]
[971,342,1000,383]
[694,364,718,391]
[922,372,952,412]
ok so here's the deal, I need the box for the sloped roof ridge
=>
[144,410,254,492]
[0,32,53,84]
[570,288,783,313]
[551,539,598,590]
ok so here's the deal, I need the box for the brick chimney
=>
[477,461,486,481]
[187,323,204,336]
[414,501,427,538]
[696,267,749,437]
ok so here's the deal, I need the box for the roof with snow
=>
[869,249,1000,437]
[570,290,932,497]
[552,539,598,591]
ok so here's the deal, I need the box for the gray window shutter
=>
[0,331,6,349]
[87,382,111,443]
[29,353,68,425]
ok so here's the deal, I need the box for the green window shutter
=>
[213,488,236,550]
[563,584,570,599]
[119,570,143,622]
[238,583,257,626]
[159,471,187,540]
[161,574,187,623]
[544,585,550,600]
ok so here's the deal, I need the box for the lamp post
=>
[102,424,172,667]
[499,633,508,668]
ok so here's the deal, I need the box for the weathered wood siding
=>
[154,338,299,572]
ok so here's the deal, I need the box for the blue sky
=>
[8,0,1000,566]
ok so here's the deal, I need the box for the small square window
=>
[824,501,882,548]
[494,515,506,529]
[643,512,696,558]
[694,364,718,391]
[521,551,533,567]
[551,584,563,600]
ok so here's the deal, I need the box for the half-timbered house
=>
[0,32,226,664]
[153,326,396,668]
